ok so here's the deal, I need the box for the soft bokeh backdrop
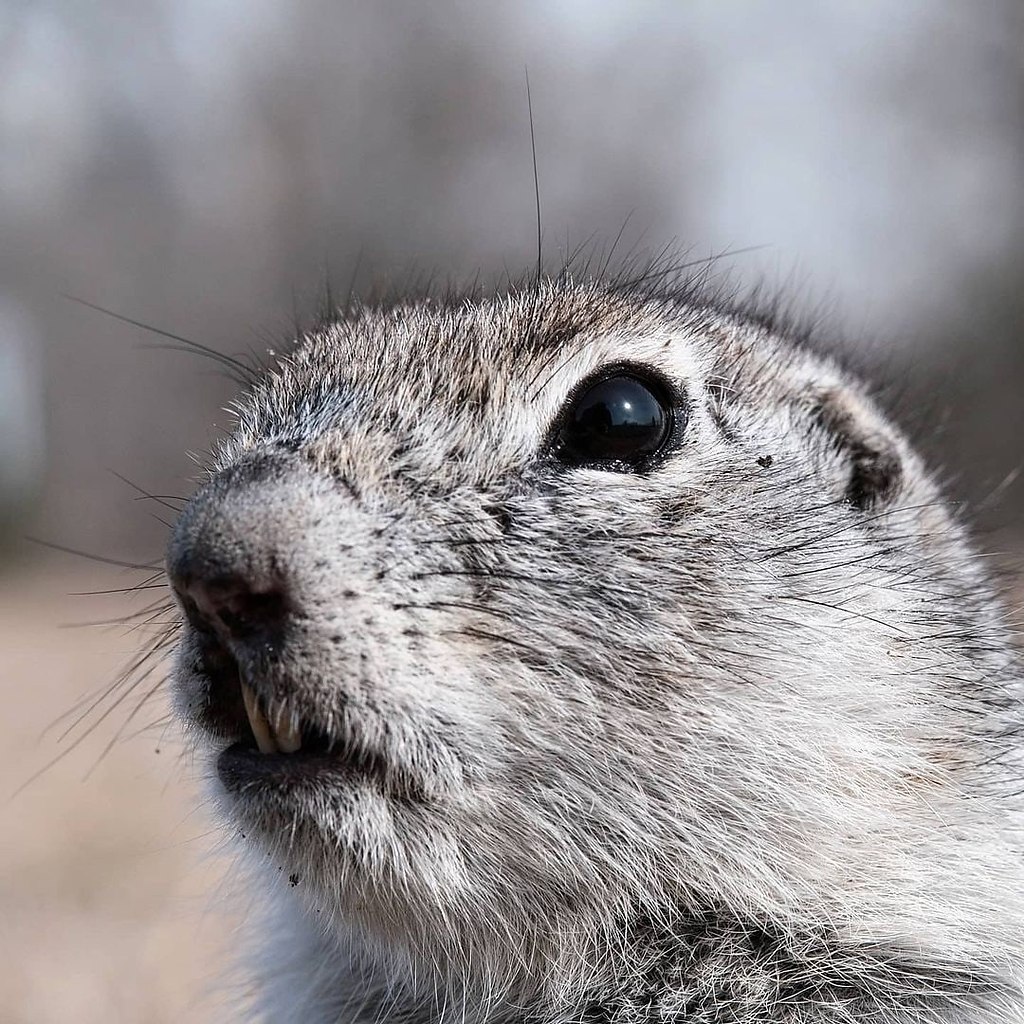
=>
[2,2,1022,1020]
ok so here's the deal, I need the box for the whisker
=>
[392,599,520,624]
[761,501,956,560]
[13,640,170,798]
[777,594,910,635]
[411,568,559,586]
[110,469,187,512]
[26,537,162,571]
[69,582,170,596]
[63,294,258,385]
[443,626,548,658]
[85,672,169,779]
[58,599,178,629]
[777,548,899,579]
[55,626,176,744]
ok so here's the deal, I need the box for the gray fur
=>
[167,279,1024,1023]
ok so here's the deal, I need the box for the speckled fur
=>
[168,279,1024,1023]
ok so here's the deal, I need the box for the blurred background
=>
[2,1,1022,1020]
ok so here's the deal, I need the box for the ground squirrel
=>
[166,276,1024,1023]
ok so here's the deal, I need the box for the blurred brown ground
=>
[1,561,235,1023]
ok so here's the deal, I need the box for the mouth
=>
[187,627,399,795]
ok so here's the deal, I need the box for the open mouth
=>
[188,628,396,792]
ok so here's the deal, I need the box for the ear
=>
[809,388,903,511]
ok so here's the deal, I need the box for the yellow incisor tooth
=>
[241,682,279,755]
[275,714,303,754]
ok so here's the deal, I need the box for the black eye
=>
[554,370,675,470]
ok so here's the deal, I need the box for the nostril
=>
[185,577,289,644]
[217,587,287,639]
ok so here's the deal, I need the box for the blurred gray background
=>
[2,0,1023,560]
[1,3,1023,1020]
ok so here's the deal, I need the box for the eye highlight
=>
[552,368,679,471]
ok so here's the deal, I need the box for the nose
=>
[179,575,289,644]
[166,454,303,648]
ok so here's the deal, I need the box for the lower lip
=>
[216,742,357,793]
